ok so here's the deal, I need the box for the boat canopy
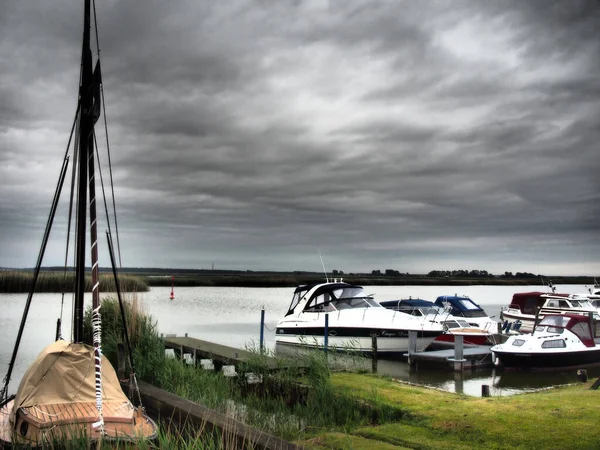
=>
[285,282,380,316]
[508,292,570,315]
[10,340,130,423]
[536,314,595,347]
[434,295,487,318]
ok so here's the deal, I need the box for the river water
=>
[1,284,598,397]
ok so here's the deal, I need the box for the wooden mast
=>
[74,0,93,343]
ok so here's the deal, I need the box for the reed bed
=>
[0,271,148,293]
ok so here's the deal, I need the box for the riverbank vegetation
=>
[0,270,148,293]
[1,268,595,291]
[80,296,600,449]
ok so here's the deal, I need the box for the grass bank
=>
[304,373,600,450]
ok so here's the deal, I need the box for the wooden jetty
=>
[162,335,308,372]
[405,333,495,371]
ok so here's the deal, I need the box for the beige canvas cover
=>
[10,340,130,423]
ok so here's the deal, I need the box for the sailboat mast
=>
[74,0,93,343]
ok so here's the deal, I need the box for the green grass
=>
[304,372,600,450]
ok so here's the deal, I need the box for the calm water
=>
[1,284,598,397]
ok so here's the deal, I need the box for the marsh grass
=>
[0,271,148,293]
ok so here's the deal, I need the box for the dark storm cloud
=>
[0,0,598,275]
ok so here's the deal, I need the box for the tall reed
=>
[0,271,148,293]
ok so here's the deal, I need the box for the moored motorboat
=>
[275,281,444,356]
[500,291,599,333]
[379,298,498,347]
[491,314,600,369]
[433,295,498,331]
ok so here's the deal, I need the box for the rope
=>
[91,303,105,432]
[92,0,122,268]
[263,323,277,332]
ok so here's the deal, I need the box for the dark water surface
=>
[1,284,597,397]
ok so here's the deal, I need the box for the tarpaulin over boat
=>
[10,340,129,423]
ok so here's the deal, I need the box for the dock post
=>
[260,309,265,354]
[324,313,329,354]
[407,331,417,366]
[482,385,490,397]
[371,334,378,373]
[453,335,464,371]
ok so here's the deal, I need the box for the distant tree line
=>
[364,269,542,278]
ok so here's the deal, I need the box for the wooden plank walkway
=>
[163,336,308,372]
[406,347,494,370]
[123,381,299,450]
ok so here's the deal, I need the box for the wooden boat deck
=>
[0,399,157,444]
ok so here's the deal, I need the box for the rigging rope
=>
[0,156,70,402]
[92,0,122,268]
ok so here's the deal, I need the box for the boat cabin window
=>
[570,322,593,342]
[459,299,480,310]
[512,339,525,347]
[541,339,566,349]
[304,292,336,312]
[522,297,540,315]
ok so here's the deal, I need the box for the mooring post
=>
[482,384,490,397]
[452,335,465,371]
[407,331,417,366]
[371,334,378,373]
[259,309,265,354]
[324,313,329,354]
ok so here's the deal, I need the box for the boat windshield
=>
[569,299,593,308]
[538,315,570,327]
[333,297,381,309]
[534,326,565,334]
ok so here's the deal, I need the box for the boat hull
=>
[493,348,600,369]
[275,326,439,354]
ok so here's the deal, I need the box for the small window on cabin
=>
[512,339,525,347]
[524,298,538,315]
[306,292,334,312]
[541,339,566,349]
[558,300,569,308]
[547,300,558,308]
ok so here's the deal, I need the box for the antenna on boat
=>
[318,249,329,283]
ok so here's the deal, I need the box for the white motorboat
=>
[275,281,444,356]
[491,314,600,369]
[432,295,498,332]
[379,298,500,347]
[500,291,599,333]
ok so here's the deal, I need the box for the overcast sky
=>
[0,0,598,276]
